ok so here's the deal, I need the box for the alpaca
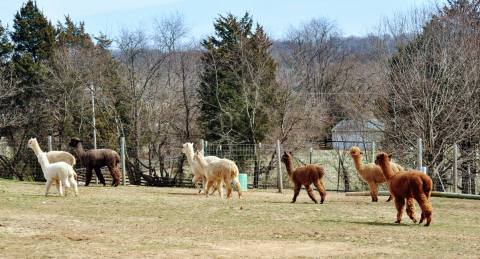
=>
[28,138,76,166]
[36,152,78,196]
[281,151,326,204]
[194,152,242,199]
[375,152,433,226]
[181,142,220,193]
[349,146,404,202]
[69,138,121,187]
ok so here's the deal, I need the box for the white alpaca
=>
[194,151,242,199]
[181,142,221,193]
[28,138,76,166]
[36,152,78,196]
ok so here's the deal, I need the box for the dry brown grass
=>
[0,179,479,258]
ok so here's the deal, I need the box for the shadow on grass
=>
[349,221,405,227]
[167,192,202,196]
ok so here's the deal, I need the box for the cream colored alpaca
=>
[36,152,78,196]
[194,152,242,199]
[28,138,76,166]
[349,146,404,202]
[181,142,221,193]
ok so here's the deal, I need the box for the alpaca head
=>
[69,138,82,148]
[281,151,292,164]
[349,146,363,157]
[375,152,392,165]
[27,138,38,149]
[181,142,194,155]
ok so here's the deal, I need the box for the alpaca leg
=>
[218,179,225,199]
[109,166,120,187]
[305,185,318,204]
[54,179,60,194]
[394,198,405,224]
[406,197,417,223]
[233,177,242,199]
[313,180,326,204]
[69,175,78,196]
[58,180,64,196]
[45,180,53,196]
[192,175,202,193]
[94,167,106,186]
[292,182,301,203]
[225,180,233,199]
[85,167,93,186]
[368,182,378,202]
[415,193,433,226]
[386,195,393,202]
[205,180,214,198]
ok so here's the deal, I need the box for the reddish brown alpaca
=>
[281,152,326,204]
[375,152,433,226]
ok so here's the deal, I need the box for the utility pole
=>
[91,83,98,184]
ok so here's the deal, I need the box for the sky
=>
[0,0,443,42]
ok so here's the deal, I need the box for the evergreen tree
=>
[198,13,277,144]
[0,21,12,65]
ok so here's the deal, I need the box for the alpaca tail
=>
[422,175,433,199]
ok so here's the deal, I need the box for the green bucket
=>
[238,173,248,191]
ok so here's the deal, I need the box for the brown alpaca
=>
[281,151,326,204]
[375,152,433,226]
[349,146,404,202]
[69,138,121,187]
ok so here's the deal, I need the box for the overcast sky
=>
[0,0,442,41]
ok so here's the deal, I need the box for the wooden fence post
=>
[121,136,126,186]
[276,140,283,193]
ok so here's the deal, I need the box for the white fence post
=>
[48,135,52,151]
[417,138,423,171]
[453,143,458,193]
[276,140,283,193]
[309,146,313,164]
[121,136,126,186]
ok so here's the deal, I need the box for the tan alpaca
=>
[349,146,404,202]
[194,152,242,199]
[28,138,76,166]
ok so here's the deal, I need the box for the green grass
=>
[0,179,479,258]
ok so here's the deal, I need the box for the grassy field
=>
[0,179,479,258]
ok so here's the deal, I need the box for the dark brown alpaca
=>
[281,151,326,204]
[375,152,433,226]
[69,138,121,187]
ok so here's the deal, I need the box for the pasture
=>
[0,179,479,258]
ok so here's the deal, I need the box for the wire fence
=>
[1,136,478,195]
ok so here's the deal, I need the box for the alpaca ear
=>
[388,153,393,159]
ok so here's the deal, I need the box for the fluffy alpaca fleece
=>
[28,138,76,166]
[36,152,78,196]
[375,152,433,226]
[281,151,326,204]
[181,142,220,193]
[349,146,404,202]
[69,138,121,187]
[194,152,242,199]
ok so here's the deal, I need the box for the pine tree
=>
[0,22,12,65]
[198,13,277,144]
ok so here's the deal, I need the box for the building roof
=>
[332,119,384,133]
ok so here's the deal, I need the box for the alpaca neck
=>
[195,155,208,169]
[37,154,50,176]
[74,143,86,158]
[283,158,294,177]
[352,155,363,172]
[184,149,195,167]
[31,142,43,156]
[378,159,394,180]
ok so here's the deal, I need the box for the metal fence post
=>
[453,143,458,193]
[417,138,423,171]
[371,141,376,164]
[48,136,52,151]
[121,137,126,186]
[276,140,283,193]
[309,146,313,164]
